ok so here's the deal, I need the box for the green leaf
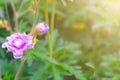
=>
[0,28,10,38]
[0,37,5,43]
[85,62,96,69]
[0,0,4,5]
[59,63,87,80]
[49,57,58,65]
[19,20,31,32]
[26,51,33,66]
[26,48,49,62]
[52,65,63,80]
[30,64,48,80]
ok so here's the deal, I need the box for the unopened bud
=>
[35,22,49,35]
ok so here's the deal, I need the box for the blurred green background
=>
[0,0,120,80]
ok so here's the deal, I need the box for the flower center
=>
[14,39,23,47]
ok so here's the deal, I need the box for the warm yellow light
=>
[100,0,120,16]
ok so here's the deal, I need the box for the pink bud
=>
[35,22,49,34]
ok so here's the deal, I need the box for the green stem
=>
[14,57,26,80]
[32,0,39,28]
[10,0,19,32]
[5,3,10,27]
[18,0,24,12]
[5,3,13,33]
[44,0,49,24]
[50,0,56,57]
[30,0,40,35]
[44,0,51,57]
[44,0,56,58]
[19,9,29,18]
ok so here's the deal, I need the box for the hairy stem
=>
[14,56,26,80]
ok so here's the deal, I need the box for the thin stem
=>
[10,0,19,32]
[18,0,24,12]
[50,0,56,57]
[44,0,51,57]
[44,0,49,24]
[30,0,40,35]
[51,0,56,33]
[14,56,26,80]
[19,9,29,18]
[5,3,13,33]
[32,0,39,27]
[5,3,10,27]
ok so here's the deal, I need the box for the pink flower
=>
[35,22,49,34]
[2,33,34,59]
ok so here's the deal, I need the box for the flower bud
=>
[35,22,49,35]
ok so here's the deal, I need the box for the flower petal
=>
[13,54,23,59]
[2,42,7,48]
[2,33,34,59]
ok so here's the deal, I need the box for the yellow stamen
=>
[14,39,23,46]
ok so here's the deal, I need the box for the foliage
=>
[0,0,120,80]
[0,0,86,80]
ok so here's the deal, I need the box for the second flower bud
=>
[35,22,49,35]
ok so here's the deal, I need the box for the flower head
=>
[2,33,34,59]
[35,22,49,34]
